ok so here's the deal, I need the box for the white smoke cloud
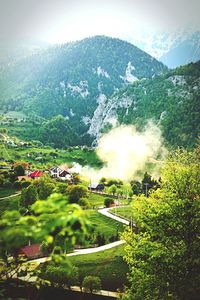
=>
[77,122,167,182]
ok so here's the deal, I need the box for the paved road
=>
[30,240,125,265]
[18,274,119,298]
[7,205,129,298]
[98,207,130,225]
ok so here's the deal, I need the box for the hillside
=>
[93,61,200,148]
[0,37,199,149]
[0,36,167,143]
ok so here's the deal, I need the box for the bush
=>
[21,181,31,188]
[40,262,79,288]
[40,241,53,255]
[82,276,101,293]
[20,184,38,208]
[54,182,68,194]
[12,180,22,190]
[78,198,91,209]
[104,198,114,208]
[67,185,87,203]
[14,164,25,176]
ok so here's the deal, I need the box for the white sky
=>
[0,0,199,45]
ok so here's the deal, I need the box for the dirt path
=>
[0,191,21,200]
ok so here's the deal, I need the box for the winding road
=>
[29,207,129,265]
[9,206,130,298]
[30,208,129,264]
[98,207,130,225]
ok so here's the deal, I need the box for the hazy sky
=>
[0,0,199,45]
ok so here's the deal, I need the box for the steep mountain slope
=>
[160,32,200,68]
[91,61,200,148]
[0,36,167,137]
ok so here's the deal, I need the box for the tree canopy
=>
[122,147,200,300]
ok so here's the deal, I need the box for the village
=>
[0,154,133,298]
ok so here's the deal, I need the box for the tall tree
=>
[122,148,200,300]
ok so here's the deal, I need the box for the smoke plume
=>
[81,122,167,182]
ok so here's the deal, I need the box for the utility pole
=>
[130,216,133,231]
[143,182,149,197]
[90,178,92,192]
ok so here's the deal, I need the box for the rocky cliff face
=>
[90,61,200,148]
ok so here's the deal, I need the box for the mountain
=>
[0,35,167,143]
[130,29,200,68]
[1,36,199,149]
[90,61,200,148]
[160,32,200,68]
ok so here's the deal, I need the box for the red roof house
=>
[29,170,44,179]
[17,243,43,259]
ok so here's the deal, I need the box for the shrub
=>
[82,276,101,293]
[78,198,91,209]
[67,185,87,203]
[13,164,25,176]
[21,181,31,188]
[12,180,22,190]
[104,198,114,208]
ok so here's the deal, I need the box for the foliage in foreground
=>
[0,193,91,280]
[122,147,200,300]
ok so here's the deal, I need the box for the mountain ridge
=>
[0,36,199,149]
[0,35,167,140]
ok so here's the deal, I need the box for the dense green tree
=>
[40,260,79,289]
[33,175,56,200]
[141,172,158,196]
[71,172,81,184]
[40,115,78,148]
[104,198,115,208]
[67,185,87,203]
[20,184,38,208]
[12,180,22,190]
[99,177,106,184]
[82,275,102,293]
[14,164,25,176]
[130,180,142,195]
[108,184,117,195]
[78,198,91,209]
[54,182,68,194]
[122,148,200,300]
[107,179,123,187]
[0,128,8,134]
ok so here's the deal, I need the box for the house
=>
[49,166,72,181]
[49,166,63,178]
[17,243,43,259]
[88,182,104,191]
[29,170,44,179]
[59,169,72,181]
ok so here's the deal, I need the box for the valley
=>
[0,33,199,300]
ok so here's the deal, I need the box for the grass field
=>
[86,210,125,243]
[0,143,102,169]
[87,193,106,208]
[0,194,20,216]
[110,206,133,221]
[68,244,129,291]
[0,188,19,198]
